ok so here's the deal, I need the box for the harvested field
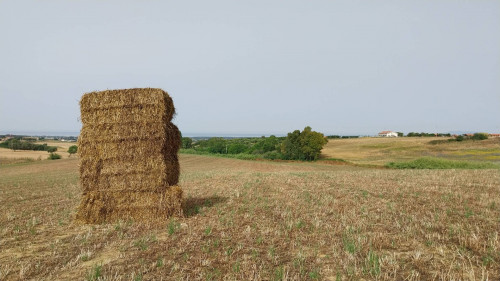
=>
[322,137,500,165]
[0,154,498,280]
[0,141,75,163]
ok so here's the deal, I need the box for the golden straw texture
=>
[76,88,182,223]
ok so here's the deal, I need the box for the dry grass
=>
[0,141,75,161]
[0,154,498,280]
[322,137,500,165]
[0,148,55,161]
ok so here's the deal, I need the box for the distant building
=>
[489,133,500,138]
[378,131,398,137]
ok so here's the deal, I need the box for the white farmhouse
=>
[378,131,398,137]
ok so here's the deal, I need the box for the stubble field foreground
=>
[0,155,499,280]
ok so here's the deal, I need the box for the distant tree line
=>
[327,135,360,139]
[0,138,58,152]
[454,133,488,141]
[396,132,491,140]
[407,132,452,137]
[181,126,328,161]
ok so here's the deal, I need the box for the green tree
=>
[299,126,328,160]
[68,145,78,157]
[47,147,58,153]
[281,127,327,161]
[181,137,193,149]
[9,139,19,151]
[228,142,247,154]
[206,138,226,154]
[281,129,303,160]
[472,133,488,140]
[251,135,279,154]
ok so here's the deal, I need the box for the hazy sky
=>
[1,1,499,136]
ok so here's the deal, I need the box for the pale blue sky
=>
[1,1,499,136]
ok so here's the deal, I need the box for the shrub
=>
[472,133,488,140]
[47,147,58,153]
[0,141,9,148]
[455,135,464,142]
[180,136,284,160]
[68,145,78,156]
[228,143,247,154]
[181,137,193,149]
[206,138,226,154]
[232,153,258,160]
[263,151,282,160]
[250,135,279,154]
[48,153,62,160]
[0,139,56,152]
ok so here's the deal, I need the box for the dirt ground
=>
[0,154,498,280]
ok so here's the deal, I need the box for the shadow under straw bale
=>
[183,196,228,217]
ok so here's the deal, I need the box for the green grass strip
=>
[386,157,499,169]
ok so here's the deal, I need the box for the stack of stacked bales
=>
[76,88,183,224]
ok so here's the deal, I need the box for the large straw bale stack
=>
[76,88,183,223]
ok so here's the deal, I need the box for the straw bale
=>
[78,123,180,159]
[80,105,175,125]
[79,122,180,144]
[76,88,182,224]
[76,186,183,224]
[80,157,180,192]
[80,88,175,119]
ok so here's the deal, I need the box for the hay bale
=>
[76,186,183,224]
[75,88,183,223]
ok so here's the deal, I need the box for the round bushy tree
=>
[281,126,327,161]
[299,126,328,160]
[68,145,78,157]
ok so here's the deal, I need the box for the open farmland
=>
[0,141,75,165]
[0,154,498,280]
[322,137,500,166]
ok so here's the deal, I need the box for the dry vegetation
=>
[0,154,498,280]
[321,137,500,165]
[0,141,75,164]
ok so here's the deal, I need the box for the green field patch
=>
[450,149,500,156]
[386,157,500,169]
[484,155,500,161]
